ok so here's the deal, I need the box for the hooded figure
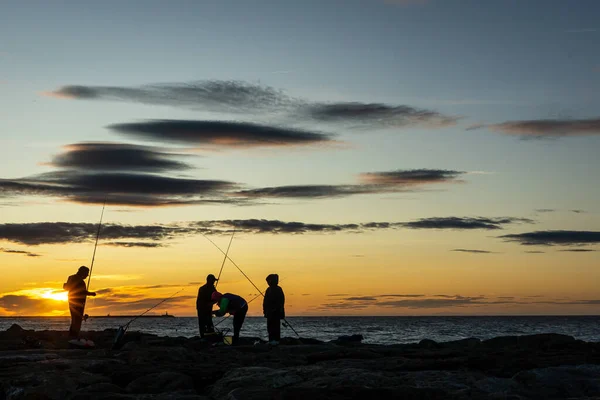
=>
[63,266,96,338]
[212,291,248,345]
[196,274,218,338]
[263,274,285,344]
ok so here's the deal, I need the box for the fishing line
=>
[215,230,235,288]
[201,233,264,296]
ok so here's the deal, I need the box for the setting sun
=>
[19,288,68,303]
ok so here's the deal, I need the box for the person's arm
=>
[213,298,229,317]
[280,288,285,319]
[86,290,96,297]
[263,288,270,317]
[63,276,72,291]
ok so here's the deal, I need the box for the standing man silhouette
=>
[196,274,218,339]
[63,266,96,339]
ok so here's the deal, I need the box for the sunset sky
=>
[1,0,599,317]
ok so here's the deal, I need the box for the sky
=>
[0,0,599,317]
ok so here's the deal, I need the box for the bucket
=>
[223,336,233,346]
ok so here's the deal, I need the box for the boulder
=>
[209,367,303,399]
[126,371,195,394]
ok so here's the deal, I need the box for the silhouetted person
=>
[212,291,248,345]
[196,274,218,339]
[63,266,96,339]
[263,274,285,345]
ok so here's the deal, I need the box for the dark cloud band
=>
[500,230,600,246]
[48,142,193,172]
[47,80,458,129]
[108,120,334,148]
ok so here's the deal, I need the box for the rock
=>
[441,338,481,349]
[209,367,303,399]
[418,339,441,349]
[6,324,25,335]
[126,371,195,394]
[70,394,135,400]
[515,333,576,349]
[513,364,600,399]
[78,382,125,393]
[306,348,383,363]
[334,334,364,343]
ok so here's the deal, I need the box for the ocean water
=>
[1,316,599,345]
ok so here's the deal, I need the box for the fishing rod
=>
[215,230,235,288]
[202,234,301,339]
[87,200,106,291]
[123,288,184,330]
[112,288,184,349]
[201,233,264,296]
[82,200,107,320]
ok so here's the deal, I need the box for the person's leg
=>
[69,303,83,339]
[206,314,215,333]
[197,310,206,338]
[267,317,273,341]
[232,306,248,345]
[274,318,281,342]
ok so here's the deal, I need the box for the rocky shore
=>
[1,324,600,399]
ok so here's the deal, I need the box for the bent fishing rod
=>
[202,233,301,339]
[121,288,185,331]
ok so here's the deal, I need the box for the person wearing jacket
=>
[63,266,96,339]
[263,274,285,345]
[211,291,247,345]
[196,274,218,339]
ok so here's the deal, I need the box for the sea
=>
[1,316,599,345]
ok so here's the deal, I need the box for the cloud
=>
[525,251,546,254]
[0,222,188,246]
[451,249,494,254]
[46,80,458,130]
[0,170,238,207]
[379,294,425,298]
[486,118,600,138]
[535,209,556,213]
[0,294,63,315]
[558,249,597,252]
[0,247,41,257]
[233,185,376,199]
[108,120,335,148]
[358,169,465,186]
[304,103,458,128]
[376,297,486,308]
[103,241,164,248]
[192,219,382,234]
[565,29,597,33]
[0,216,540,246]
[322,294,495,310]
[47,142,194,172]
[499,230,600,246]
[401,217,533,230]
[344,296,378,302]
[235,169,467,200]
[44,80,294,113]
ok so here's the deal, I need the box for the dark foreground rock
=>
[0,325,599,399]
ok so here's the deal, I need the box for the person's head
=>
[206,274,218,285]
[77,266,90,279]
[211,291,222,303]
[266,274,279,286]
